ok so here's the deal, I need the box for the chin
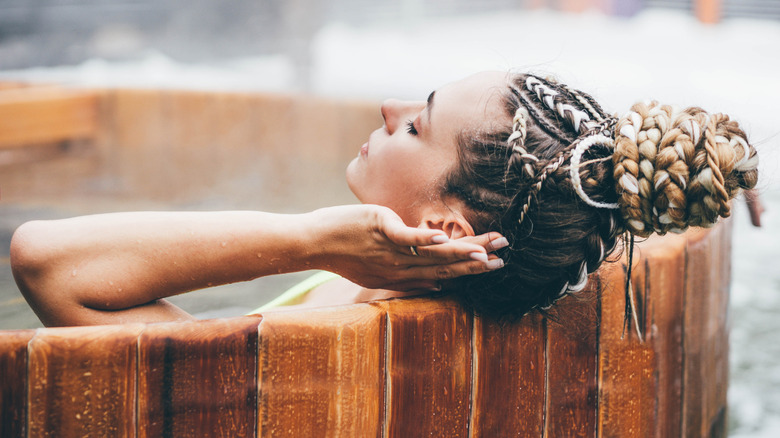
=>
[345,159,363,202]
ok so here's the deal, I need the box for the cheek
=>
[347,143,452,215]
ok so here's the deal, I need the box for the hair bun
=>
[612,101,758,237]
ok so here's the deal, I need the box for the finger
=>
[382,280,442,293]
[399,258,505,281]
[405,241,491,264]
[382,219,451,247]
[413,234,507,261]
[461,232,509,252]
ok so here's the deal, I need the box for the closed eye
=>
[405,119,418,136]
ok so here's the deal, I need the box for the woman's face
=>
[346,71,510,225]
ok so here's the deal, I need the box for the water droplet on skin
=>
[109,281,114,286]
[71,270,77,277]
[221,241,227,248]
[257,253,262,259]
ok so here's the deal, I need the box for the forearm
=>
[11,211,315,323]
[11,205,503,326]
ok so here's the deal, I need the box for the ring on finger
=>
[409,246,419,256]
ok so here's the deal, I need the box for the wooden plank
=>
[597,249,657,437]
[27,324,144,437]
[470,312,545,437]
[0,329,36,438]
[544,279,600,437]
[0,88,99,148]
[682,227,715,437]
[706,221,730,437]
[166,91,220,196]
[208,92,261,185]
[105,89,173,199]
[641,232,688,438]
[137,316,260,438]
[257,304,385,437]
[380,298,472,438]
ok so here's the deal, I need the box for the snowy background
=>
[1,5,778,436]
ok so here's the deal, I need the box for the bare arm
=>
[11,206,501,326]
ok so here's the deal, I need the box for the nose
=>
[380,99,425,134]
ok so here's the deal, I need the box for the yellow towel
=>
[246,271,340,314]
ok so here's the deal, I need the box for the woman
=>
[11,71,759,326]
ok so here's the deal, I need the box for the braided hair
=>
[442,73,759,320]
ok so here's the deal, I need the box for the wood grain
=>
[682,224,731,437]
[544,279,600,438]
[597,252,657,437]
[27,324,144,438]
[642,232,688,437]
[257,304,385,437]
[379,298,472,438]
[0,329,36,438]
[470,312,545,437]
[0,88,99,148]
[137,316,260,438]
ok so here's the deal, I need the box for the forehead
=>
[432,71,512,133]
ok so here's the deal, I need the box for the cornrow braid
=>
[563,83,610,123]
[506,106,538,180]
[511,85,573,144]
[524,76,595,135]
[442,71,757,322]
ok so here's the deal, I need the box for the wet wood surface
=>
[380,298,472,438]
[597,255,657,437]
[544,280,600,437]
[27,324,144,437]
[0,329,36,438]
[258,304,385,437]
[137,316,260,438]
[0,223,731,437]
[683,223,731,437]
[470,312,545,437]
[641,232,688,437]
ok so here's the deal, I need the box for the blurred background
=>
[1,0,779,436]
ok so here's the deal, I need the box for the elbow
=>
[10,220,60,316]
[11,220,48,283]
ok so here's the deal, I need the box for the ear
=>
[418,209,475,239]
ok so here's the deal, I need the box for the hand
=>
[307,205,507,292]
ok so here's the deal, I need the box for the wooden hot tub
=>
[0,84,731,437]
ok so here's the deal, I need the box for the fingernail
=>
[470,252,488,262]
[490,237,509,250]
[431,234,449,244]
[486,258,505,270]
